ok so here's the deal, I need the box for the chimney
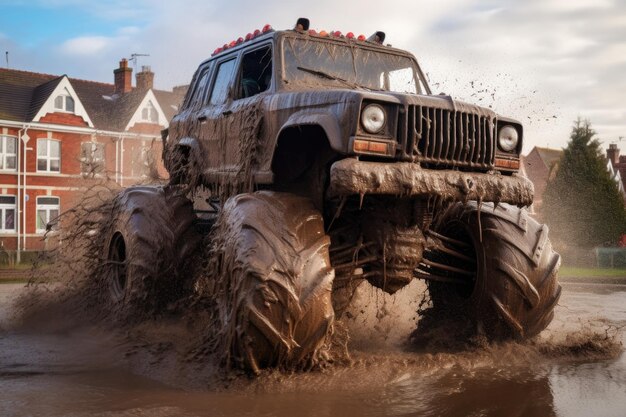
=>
[607,143,620,166]
[114,58,132,94]
[136,65,154,91]
[172,84,189,97]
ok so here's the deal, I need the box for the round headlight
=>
[361,104,386,134]
[498,125,519,152]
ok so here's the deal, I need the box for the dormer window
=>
[141,100,159,123]
[54,88,75,113]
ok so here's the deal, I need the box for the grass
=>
[560,266,626,278]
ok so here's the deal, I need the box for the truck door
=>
[200,57,238,171]
[221,44,273,177]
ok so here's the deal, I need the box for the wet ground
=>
[0,280,624,417]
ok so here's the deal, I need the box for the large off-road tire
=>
[420,202,561,340]
[102,185,200,315]
[214,191,334,373]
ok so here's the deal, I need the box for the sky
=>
[1,0,625,154]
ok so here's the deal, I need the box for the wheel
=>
[418,202,561,341]
[211,191,334,373]
[102,185,200,315]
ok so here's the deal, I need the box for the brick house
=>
[524,144,626,219]
[523,146,563,218]
[605,144,626,202]
[0,60,186,259]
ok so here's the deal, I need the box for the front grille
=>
[405,105,496,169]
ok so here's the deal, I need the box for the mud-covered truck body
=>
[165,28,532,206]
[103,20,561,373]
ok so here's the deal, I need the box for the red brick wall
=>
[0,124,166,252]
[39,112,89,127]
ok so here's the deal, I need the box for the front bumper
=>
[328,158,534,206]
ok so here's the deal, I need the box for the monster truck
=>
[102,18,561,372]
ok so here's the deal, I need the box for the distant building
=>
[524,144,626,218]
[606,144,626,201]
[0,60,187,255]
[523,147,563,217]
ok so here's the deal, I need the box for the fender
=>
[277,111,345,152]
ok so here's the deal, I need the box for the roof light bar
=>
[210,18,390,57]
[211,24,275,56]
[295,17,310,32]
[367,31,386,44]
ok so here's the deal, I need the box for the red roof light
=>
[245,33,253,41]
[346,32,355,39]
[357,34,366,41]
[262,24,272,32]
[308,29,317,35]
[253,29,261,37]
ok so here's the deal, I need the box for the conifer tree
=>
[543,119,626,248]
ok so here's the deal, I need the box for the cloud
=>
[4,0,626,151]
[25,0,151,20]
[60,36,111,56]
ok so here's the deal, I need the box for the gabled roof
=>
[28,76,63,121]
[153,89,185,121]
[534,147,563,170]
[124,90,169,131]
[0,67,184,132]
[0,68,60,122]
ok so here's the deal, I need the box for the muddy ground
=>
[0,279,624,417]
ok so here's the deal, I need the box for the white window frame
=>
[141,100,159,123]
[37,138,61,173]
[53,88,75,113]
[36,196,60,234]
[80,141,105,175]
[0,195,16,233]
[0,135,17,172]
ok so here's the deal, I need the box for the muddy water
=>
[0,281,624,417]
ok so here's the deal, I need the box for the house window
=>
[0,195,16,233]
[37,139,61,172]
[36,196,60,233]
[54,88,75,113]
[141,101,159,123]
[130,145,156,178]
[0,136,17,171]
[80,142,105,175]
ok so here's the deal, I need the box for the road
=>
[0,281,624,417]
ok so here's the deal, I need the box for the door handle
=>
[197,115,207,121]
[222,110,233,116]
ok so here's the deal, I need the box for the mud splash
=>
[6,275,624,393]
[6,184,623,388]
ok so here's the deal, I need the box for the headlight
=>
[498,125,519,152]
[361,104,386,134]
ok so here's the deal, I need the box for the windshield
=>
[282,37,425,94]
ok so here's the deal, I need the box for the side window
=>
[188,66,212,108]
[209,59,237,105]
[238,46,272,99]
